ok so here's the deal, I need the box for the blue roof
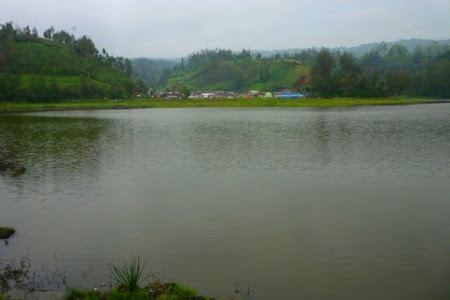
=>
[278,93,305,99]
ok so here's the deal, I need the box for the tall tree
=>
[53,30,73,45]
[31,27,38,38]
[310,48,336,97]
[73,35,98,57]
[0,22,16,69]
[337,52,361,97]
[43,26,55,39]
[125,58,132,77]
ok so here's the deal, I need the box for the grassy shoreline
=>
[0,254,220,300]
[0,98,448,113]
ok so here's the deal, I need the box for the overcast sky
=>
[2,0,449,58]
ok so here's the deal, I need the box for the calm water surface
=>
[1,104,449,299]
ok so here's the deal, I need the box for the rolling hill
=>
[0,23,145,102]
[164,59,310,92]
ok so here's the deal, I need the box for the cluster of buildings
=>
[154,90,307,100]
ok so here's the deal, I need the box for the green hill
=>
[164,58,310,92]
[0,22,146,102]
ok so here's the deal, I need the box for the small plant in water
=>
[108,255,147,292]
[0,227,15,240]
[0,255,66,298]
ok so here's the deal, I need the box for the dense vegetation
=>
[310,43,450,98]
[0,22,147,102]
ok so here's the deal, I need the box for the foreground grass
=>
[65,282,212,300]
[0,97,445,112]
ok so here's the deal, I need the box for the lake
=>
[1,104,449,299]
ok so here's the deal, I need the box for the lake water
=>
[1,104,449,299]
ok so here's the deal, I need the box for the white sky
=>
[2,0,449,58]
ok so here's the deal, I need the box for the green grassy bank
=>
[64,282,213,300]
[0,98,446,113]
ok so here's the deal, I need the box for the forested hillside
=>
[310,43,450,98]
[130,58,179,87]
[0,22,146,102]
[155,49,314,92]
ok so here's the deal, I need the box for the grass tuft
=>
[108,256,147,292]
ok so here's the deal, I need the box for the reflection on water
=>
[0,115,109,201]
[0,105,450,300]
[0,147,26,178]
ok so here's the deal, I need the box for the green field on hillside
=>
[165,59,310,92]
[0,24,145,102]
[9,40,130,86]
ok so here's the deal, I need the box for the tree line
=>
[310,43,450,98]
[175,48,317,74]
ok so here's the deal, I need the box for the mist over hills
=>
[133,38,450,62]
[253,38,450,57]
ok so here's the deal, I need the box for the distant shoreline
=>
[0,98,448,113]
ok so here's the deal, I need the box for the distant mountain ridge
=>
[253,38,450,57]
[334,38,450,56]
